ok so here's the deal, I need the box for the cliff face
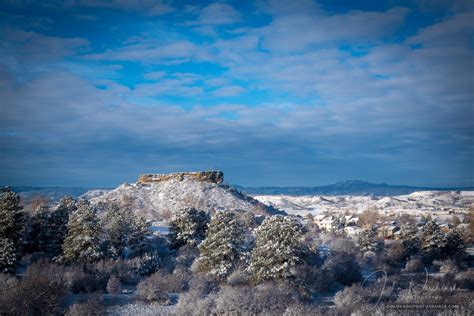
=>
[138,171,224,185]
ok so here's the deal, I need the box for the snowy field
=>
[254,191,474,219]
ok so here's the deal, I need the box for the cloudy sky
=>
[0,0,473,187]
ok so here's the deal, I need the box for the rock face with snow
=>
[138,171,224,185]
[84,172,282,221]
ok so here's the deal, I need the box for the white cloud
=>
[212,85,245,97]
[197,3,241,25]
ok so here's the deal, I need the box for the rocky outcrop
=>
[138,171,224,184]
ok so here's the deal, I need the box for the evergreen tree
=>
[249,215,306,283]
[47,196,76,257]
[102,203,150,258]
[420,219,444,260]
[0,187,25,272]
[27,203,51,253]
[441,229,465,258]
[61,200,103,264]
[357,229,378,256]
[399,223,420,256]
[196,211,245,279]
[169,207,210,248]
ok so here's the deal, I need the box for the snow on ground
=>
[107,304,176,316]
[85,179,275,221]
[254,191,473,218]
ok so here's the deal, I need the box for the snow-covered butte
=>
[84,172,283,221]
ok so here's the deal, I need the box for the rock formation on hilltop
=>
[84,171,283,222]
[138,171,224,184]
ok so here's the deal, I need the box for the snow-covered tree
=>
[61,200,103,264]
[102,203,150,258]
[169,207,210,248]
[47,196,77,257]
[196,211,245,279]
[0,187,25,272]
[420,219,444,259]
[0,238,18,273]
[399,223,420,256]
[357,229,378,256]
[249,215,306,283]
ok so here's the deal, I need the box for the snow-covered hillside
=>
[254,191,474,217]
[84,179,281,221]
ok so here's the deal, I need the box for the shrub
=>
[66,295,105,316]
[323,252,362,286]
[1,261,69,315]
[175,291,217,316]
[136,272,171,305]
[403,257,425,272]
[107,275,122,294]
[187,272,219,297]
[439,259,460,274]
[454,270,474,290]
[227,268,251,286]
[213,282,298,315]
[283,303,329,316]
[294,265,334,293]
[334,284,368,311]
[129,251,162,276]
[385,242,407,264]
[175,244,199,269]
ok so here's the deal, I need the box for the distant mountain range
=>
[7,180,474,201]
[235,180,474,196]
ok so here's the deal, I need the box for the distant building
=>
[344,225,362,236]
[377,225,400,239]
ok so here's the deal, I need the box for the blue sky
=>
[0,0,473,187]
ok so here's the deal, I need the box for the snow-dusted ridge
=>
[84,178,283,221]
[254,190,474,217]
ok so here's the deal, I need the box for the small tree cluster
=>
[26,196,77,257]
[420,219,465,261]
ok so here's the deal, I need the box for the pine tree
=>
[442,229,465,258]
[196,211,245,279]
[61,199,103,264]
[420,219,444,260]
[357,229,378,256]
[399,223,420,256]
[27,203,51,253]
[249,215,306,283]
[47,196,77,257]
[169,207,210,248]
[0,187,25,272]
[102,203,150,258]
